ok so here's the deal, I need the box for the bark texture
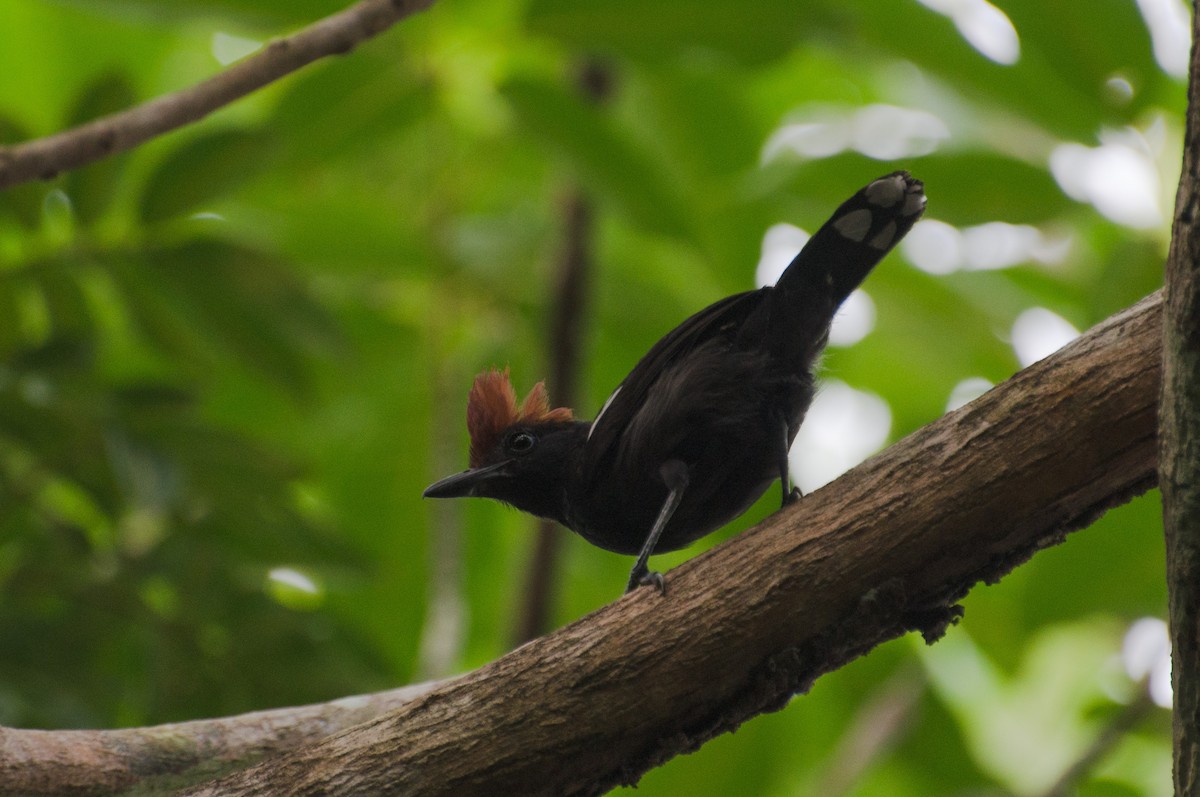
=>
[175,292,1161,796]
[0,682,441,795]
[1161,3,1200,793]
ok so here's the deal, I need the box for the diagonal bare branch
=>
[0,0,437,191]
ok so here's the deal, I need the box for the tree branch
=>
[1038,679,1157,797]
[0,680,444,795]
[515,189,595,644]
[174,292,1161,796]
[1160,2,1200,792]
[810,667,924,797]
[515,59,613,644]
[0,0,437,190]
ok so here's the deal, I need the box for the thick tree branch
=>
[1161,2,1200,792]
[174,292,1161,796]
[0,681,443,796]
[0,0,437,190]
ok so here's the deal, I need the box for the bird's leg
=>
[625,459,689,595]
[778,415,802,507]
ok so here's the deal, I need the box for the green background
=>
[0,0,1180,794]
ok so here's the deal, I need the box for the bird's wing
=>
[581,288,765,476]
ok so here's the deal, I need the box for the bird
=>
[424,171,925,594]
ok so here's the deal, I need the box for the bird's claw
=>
[625,567,666,596]
[783,486,804,506]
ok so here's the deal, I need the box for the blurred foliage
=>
[0,0,1182,793]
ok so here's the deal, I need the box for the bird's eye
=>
[505,430,536,455]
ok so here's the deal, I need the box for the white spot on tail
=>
[833,208,873,242]
[865,175,904,207]
[868,220,898,250]
[903,188,927,216]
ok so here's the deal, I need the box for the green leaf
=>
[271,56,436,166]
[526,0,822,66]
[53,0,340,27]
[502,73,692,239]
[0,276,26,356]
[36,261,94,340]
[107,238,340,393]
[1002,0,1166,121]
[0,114,44,230]
[138,128,274,224]
[843,0,1162,140]
[761,151,1066,227]
[64,71,137,225]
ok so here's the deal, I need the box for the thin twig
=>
[513,190,595,644]
[1038,680,1157,797]
[0,0,437,190]
[810,667,925,797]
[513,60,612,644]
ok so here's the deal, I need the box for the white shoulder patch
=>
[588,385,622,441]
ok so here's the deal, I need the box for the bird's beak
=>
[422,461,509,499]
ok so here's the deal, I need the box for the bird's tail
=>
[773,171,925,324]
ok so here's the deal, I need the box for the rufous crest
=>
[467,367,574,467]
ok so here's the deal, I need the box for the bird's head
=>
[423,368,587,521]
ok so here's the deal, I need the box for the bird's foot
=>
[625,566,666,596]
[783,486,804,506]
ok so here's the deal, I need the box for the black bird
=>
[424,172,925,594]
